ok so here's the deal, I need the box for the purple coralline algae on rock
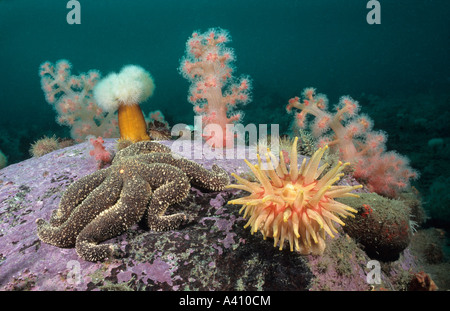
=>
[0,139,438,291]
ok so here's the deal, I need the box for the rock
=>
[339,193,412,262]
[0,139,429,290]
[0,139,314,290]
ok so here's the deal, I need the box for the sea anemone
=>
[93,65,155,142]
[227,137,362,255]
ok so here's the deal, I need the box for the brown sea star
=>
[36,141,230,262]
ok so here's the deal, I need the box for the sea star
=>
[36,141,230,262]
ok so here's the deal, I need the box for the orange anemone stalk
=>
[118,104,150,142]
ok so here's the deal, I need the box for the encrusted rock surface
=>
[0,139,441,291]
[339,193,413,262]
[0,139,314,290]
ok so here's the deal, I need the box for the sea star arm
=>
[113,140,171,160]
[36,141,230,262]
[75,176,152,261]
[116,141,230,191]
[139,163,191,231]
[49,168,109,227]
[189,164,230,192]
[138,153,230,191]
[36,172,123,248]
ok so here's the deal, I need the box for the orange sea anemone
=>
[227,137,362,255]
[93,65,155,143]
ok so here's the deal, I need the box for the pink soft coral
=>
[40,59,119,142]
[287,87,418,198]
[89,136,111,166]
[179,28,251,148]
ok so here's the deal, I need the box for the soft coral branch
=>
[89,136,112,168]
[40,59,119,142]
[180,28,251,148]
[287,87,418,198]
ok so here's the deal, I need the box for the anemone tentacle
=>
[227,137,361,255]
